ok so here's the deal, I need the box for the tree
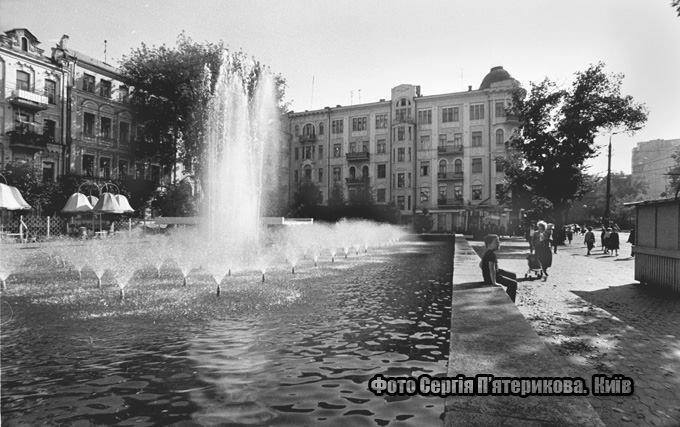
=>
[667,148,680,197]
[290,181,322,216]
[119,33,288,181]
[568,173,646,227]
[501,63,647,225]
[327,183,345,209]
[150,180,197,216]
[1,162,62,216]
[673,0,680,16]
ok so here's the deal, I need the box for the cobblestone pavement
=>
[470,233,680,426]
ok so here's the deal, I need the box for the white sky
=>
[3,0,679,174]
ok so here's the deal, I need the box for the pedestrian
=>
[547,223,558,254]
[566,226,573,245]
[603,227,613,255]
[532,221,553,280]
[584,226,595,255]
[525,224,535,254]
[627,227,636,257]
[609,226,620,256]
[600,226,607,253]
[479,234,518,302]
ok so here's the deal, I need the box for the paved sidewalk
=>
[470,234,680,426]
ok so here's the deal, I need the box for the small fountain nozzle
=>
[97,277,102,288]
[182,276,187,287]
[261,273,266,283]
[228,268,231,277]
[291,266,295,274]
[119,288,125,301]
[216,285,221,296]
[1,279,6,291]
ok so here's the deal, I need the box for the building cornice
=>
[0,46,63,71]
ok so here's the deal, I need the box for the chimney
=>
[468,85,472,92]
[416,86,421,97]
[59,34,70,49]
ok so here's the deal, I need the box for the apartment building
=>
[631,138,680,198]
[0,28,67,181]
[287,66,520,232]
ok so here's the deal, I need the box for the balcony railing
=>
[393,116,414,125]
[298,134,317,143]
[437,172,464,180]
[7,88,49,110]
[7,127,51,149]
[346,151,370,162]
[437,145,464,154]
[345,176,370,186]
[438,198,464,207]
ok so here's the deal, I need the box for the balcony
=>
[7,126,51,150]
[438,198,464,208]
[346,151,370,162]
[7,89,49,110]
[298,134,317,143]
[437,145,464,155]
[437,172,464,181]
[345,176,370,186]
[393,116,414,125]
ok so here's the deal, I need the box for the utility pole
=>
[604,133,613,225]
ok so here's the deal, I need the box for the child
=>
[480,234,518,302]
[584,226,595,255]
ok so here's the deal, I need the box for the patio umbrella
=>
[114,194,134,213]
[93,192,123,232]
[0,183,23,210]
[9,186,31,210]
[62,192,93,213]
[87,195,99,207]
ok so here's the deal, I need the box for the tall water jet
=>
[203,53,281,247]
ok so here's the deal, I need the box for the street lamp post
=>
[604,131,625,225]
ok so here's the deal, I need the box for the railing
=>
[437,145,464,154]
[345,177,369,186]
[393,116,414,124]
[438,198,464,207]
[298,134,317,143]
[7,128,51,148]
[346,151,370,162]
[437,172,464,180]
[8,88,49,109]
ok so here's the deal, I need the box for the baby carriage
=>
[524,254,543,280]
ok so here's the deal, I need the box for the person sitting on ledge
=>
[479,234,518,302]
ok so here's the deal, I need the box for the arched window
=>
[362,165,369,178]
[438,159,447,174]
[303,164,312,180]
[454,159,463,173]
[21,37,28,51]
[349,166,356,179]
[319,122,324,135]
[303,123,315,137]
[496,129,504,145]
[294,125,299,135]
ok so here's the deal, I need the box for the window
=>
[44,80,56,104]
[408,147,412,161]
[349,142,356,153]
[495,101,506,118]
[375,114,387,129]
[100,80,111,98]
[305,146,313,160]
[333,144,342,157]
[119,85,129,102]
[395,107,410,122]
[119,122,130,144]
[397,147,405,162]
[82,154,95,177]
[377,188,386,202]
[83,74,95,92]
[496,160,504,172]
[318,168,323,182]
[496,184,505,201]
[304,165,312,180]
[333,167,342,181]
[100,157,111,179]
[294,170,298,183]
[420,161,430,177]
[472,158,483,173]
[420,187,430,202]
[472,131,482,147]
[397,173,405,188]
[377,140,386,154]
[438,159,447,175]
[470,104,485,120]
[83,113,95,137]
[454,185,463,201]
[332,119,343,134]
[454,159,463,173]
[21,37,28,51]
[294,147,299,160]
[349,166,356,179]
[377,164,386,178]
[318,145,323,159]
[151,165,161,184]
[362,165,369,178]
[439,134,447,147]
[119,160,128,178]
[420,135,430,148]
[407,173,411,188]
[472,184,482,200]
[294,125,299,135]
[43,119,56,141]
[16,71,30,91]
[362,141,368,152]
[135,163,144,180]
[442,107,459,123]
[42,162,54,183]
[397,126,405,141]
[496,129,504,145]
[438,185,447,200]
[100,117,112,139]
[319,123,324,135]
[352,117,367,132]
[397,195,405,210]
[303,123,315,137]
[453,133,463,148]
[417,109,432,125]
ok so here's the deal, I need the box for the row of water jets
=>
[0,220,406,301]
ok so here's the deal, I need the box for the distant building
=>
[631,138,680,198]
[287,66,521,232]
[0,28,67,181]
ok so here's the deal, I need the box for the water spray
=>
[182,276,187,287]
[216,284,221,296]
[1,279,5,291]
[119,288,125,301]
[228,268,231,277]
[291,266,295,274]
[97,277,102,288]
[261,272,266,283]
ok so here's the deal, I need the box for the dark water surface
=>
[1,240,453,426]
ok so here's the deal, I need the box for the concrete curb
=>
[445,234,604,426]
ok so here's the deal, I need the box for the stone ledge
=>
[446,234,603,426]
